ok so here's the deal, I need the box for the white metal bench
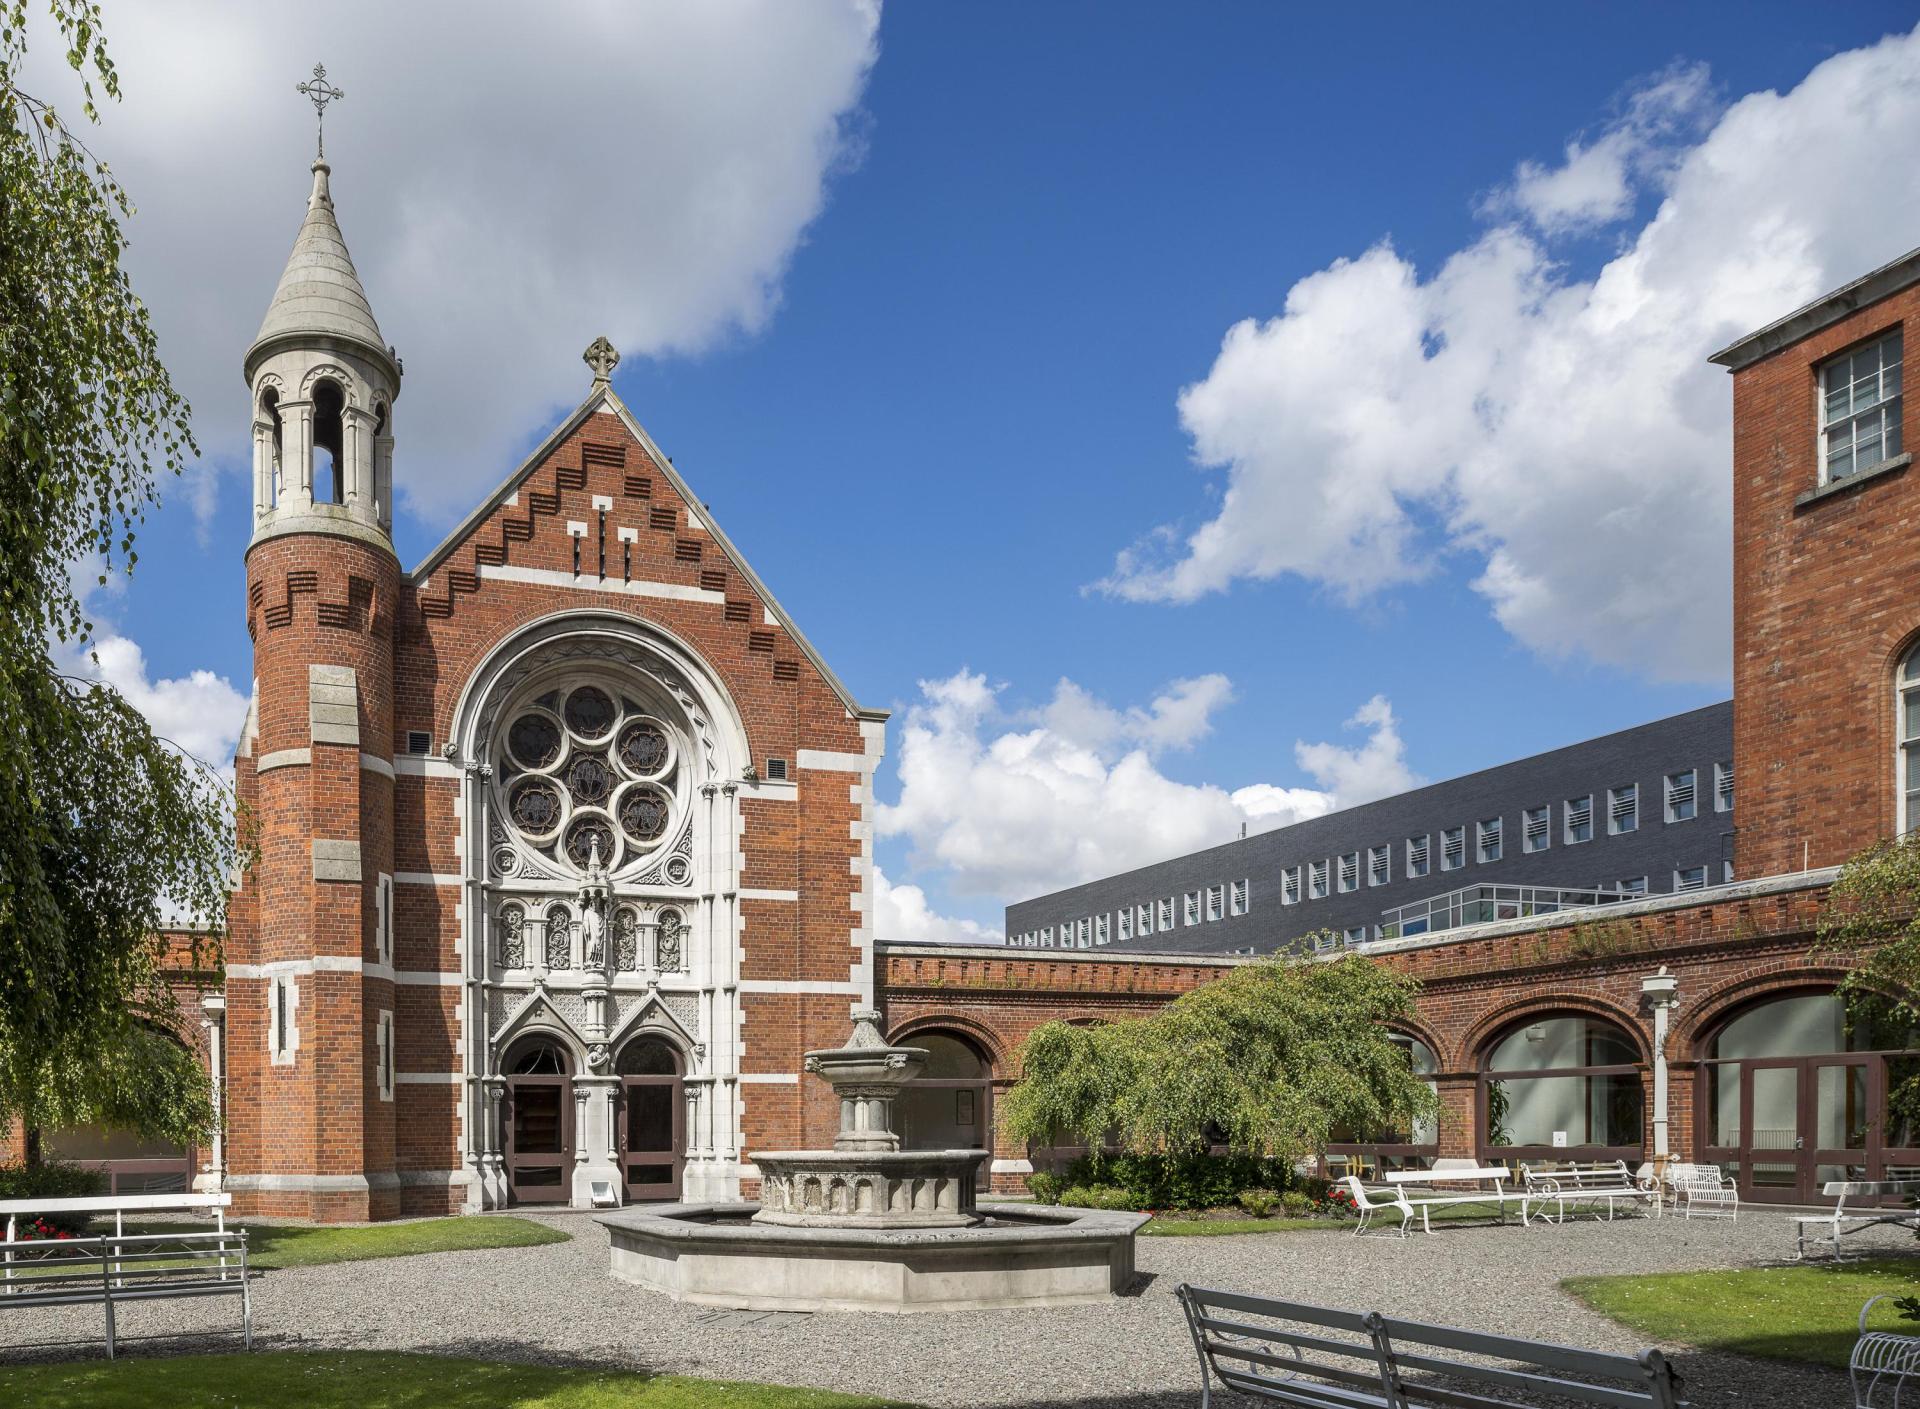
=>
[1796,1180,1920,1261]
[1385,1160,1530,1234]
[1853,1294,1920,1408]
[1178,1283,1683,1408]
[1664,1161,1738,1220]
[1521,1159,1652,1224]
[1340,1176,1414,1238]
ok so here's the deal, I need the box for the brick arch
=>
[1384,1016,1448,1072]
[887,1014,1007,1075]
[1675,964,1852,1056]
[1455,992,1651,1070]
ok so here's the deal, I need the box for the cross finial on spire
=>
[296,63,344,159]
[584,336,620,388]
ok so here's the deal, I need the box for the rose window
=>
[494,681,681,873]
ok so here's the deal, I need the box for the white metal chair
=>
[1853,1295,1920,1408]
[1665,1161,1738,1220]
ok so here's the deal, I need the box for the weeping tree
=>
[1814,835,1920,1133]
[0,2,240,1164]
[1000,948,1437,1166]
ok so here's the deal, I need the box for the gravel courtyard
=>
[1,1210,1907,1407]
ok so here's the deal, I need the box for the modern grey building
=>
[1004,702,1734,957]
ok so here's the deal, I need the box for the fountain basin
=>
[752,1148,988,1228]
[599,1200,1148,1312]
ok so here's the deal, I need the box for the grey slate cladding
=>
[1003,702,1733,957]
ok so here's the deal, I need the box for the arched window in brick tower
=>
[1899,643,1920,833]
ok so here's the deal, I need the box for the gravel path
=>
[0,1208,1907,1406]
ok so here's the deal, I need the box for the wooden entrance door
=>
[504,1040,573,1204]
[616,1038,682,1201]
[1740,1056,1876,1204]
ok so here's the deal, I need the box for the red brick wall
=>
[1731,284,1920,878]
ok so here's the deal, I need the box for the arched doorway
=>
[1697,989,1920,1203]
[897,1031,992,1191]
[616,1036,683,1201]
[1479,1013,1644,1166]
[503,1037,573,1204]
[1324,1031,1440,1179]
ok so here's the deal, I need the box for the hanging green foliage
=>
[1814,835,1920,1125]
[999,946,1437,1167]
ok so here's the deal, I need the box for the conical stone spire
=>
[245,159,397,386]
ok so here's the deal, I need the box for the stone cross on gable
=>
[584,336,620,388]
[296,63,344,160]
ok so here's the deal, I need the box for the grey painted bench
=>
[1796,1179,1920,1260]
[1177,1284,1683,1409]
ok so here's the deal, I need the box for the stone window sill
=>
[1794,452,1911,511]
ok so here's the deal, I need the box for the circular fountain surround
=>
[598,1010,1146,1311]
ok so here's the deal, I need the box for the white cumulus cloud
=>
[1098,29,1920,682]
[872,866,1002,945]
[875,670,1420,906]
[60,632,249,775]
[22,1,881,525]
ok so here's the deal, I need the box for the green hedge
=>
[0,1162,109,1236]
[1032,1152,1327,1211]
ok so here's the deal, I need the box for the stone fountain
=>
[598,1011,1145,1312]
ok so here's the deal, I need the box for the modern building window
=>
[1715,761,1734,813]
[1337,851,1359,893]
[1674,865,1708,892]
[1117,909,1133,942]
[1138,901,1154,936]
[1313,931,1341,953]
[1281,866,1302,905]
[1902,643,1920,833]
[1308,859,1330,900]
[1184,892,1201,926]
[1406,834,1430,879]
[1206,884,1225,921]
[1440,826,1465,872]
[1723,859,1735,884]
[1094,913,1110,945]
[1158,896,1175,931]
[1565,795,1593,845]
[1665,769,1697,823]
[1608,784,1638,835]
[1231,878,1249,916]
[1038,925,1053,948]
[1078,917,1092,947]
[1343,925,1369,946]
[1477,817,1502,864]
[1523,805,1549,854]
[1618,876,1648,897]
[1820,329,1903,483]
[1368,845,1390,887]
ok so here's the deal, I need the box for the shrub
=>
[0,1162,107,1236]
[1025,1171,1063,1204]
[1055,1151,1300,1210]
[1236,1188,1280,1218]
[1058,1183,1136,1211]
[1280,1190,1313,1216]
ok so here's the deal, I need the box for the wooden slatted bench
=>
[1177,1283,1684,1409]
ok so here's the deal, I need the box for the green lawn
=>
[1564,1257,1920,1369]
[0,1352,921,1409]
[9,1216,568,1276]
[1142,1214,1342,1236]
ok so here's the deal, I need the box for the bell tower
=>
[226,65,405,1220]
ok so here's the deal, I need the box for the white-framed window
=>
[1038,925,1053,947]
[1206,884,1225,922]
[1095,913,1110,945]
[1281,866,1302,905]
[1723,859,1735,884]
[1184,891,1201,926]
[1077,917,1092,948]
[1565,795,1593,844]
[1608,784,1638,835]
[1440,826,1465,872]
[1619,876,1648,897]
[1523,805,1549,854]
[374,872,395,968]
[1665,769,1697,823]
[1138,901,1155,935]
[1343,925,1369,946]
[1117,909,1133,942]
[1158,896,1175,931]
[1231,878,1250,916]
[269,974,299,1066]
[374,1008,395,1101]
[1337,852,1359,893]
[1902,644,1920,833]
[1820,329,1903,484]
[1714,761,1734,813]
[1406,835,1430,879]
[1477,817,1502,864]
[1313,930,1341,953]
[1674,865,1708,893]
[1308,859,1330,900]
[1367,845,1390,887]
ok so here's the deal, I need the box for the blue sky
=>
[57,2,1920,937]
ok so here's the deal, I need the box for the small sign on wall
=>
[1552,1131,1568,1148]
